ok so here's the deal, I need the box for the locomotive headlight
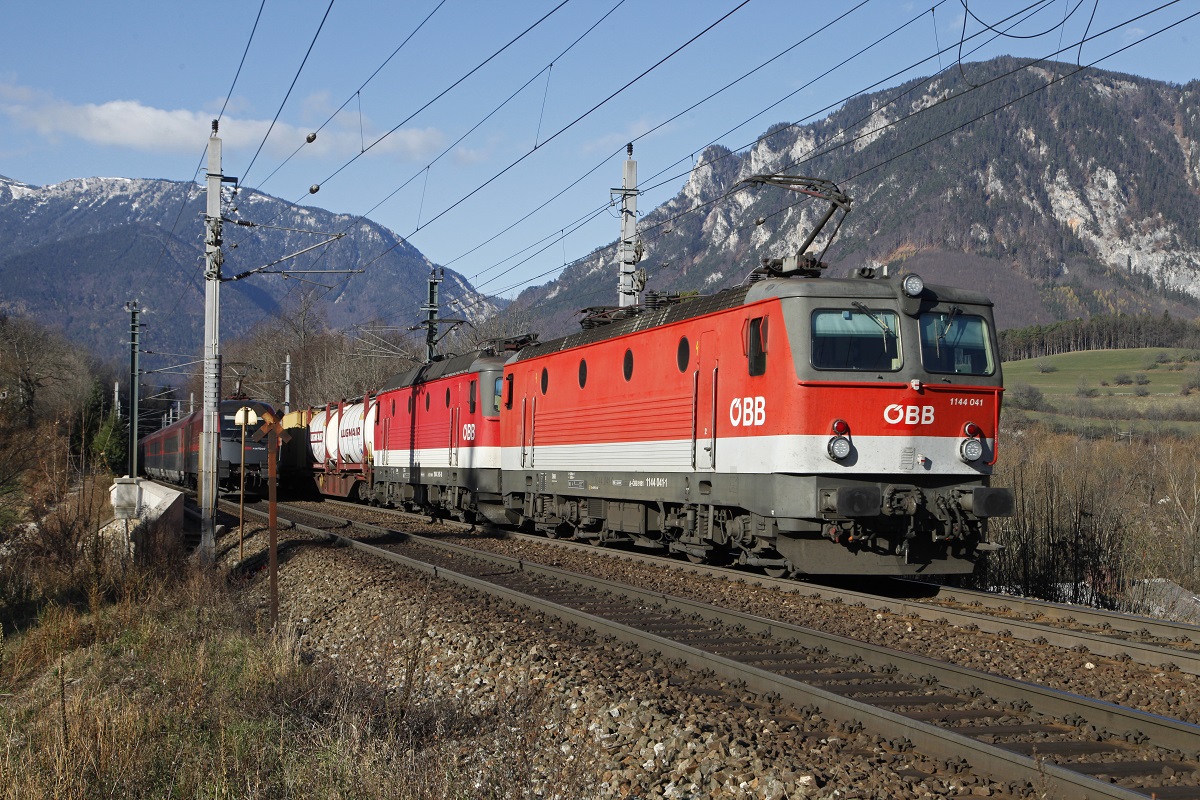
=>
[959,436,984,463]
[901,273,924,297]
[827,435,852,461]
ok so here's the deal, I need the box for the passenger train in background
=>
[145,173,1014,576]
[141,398,277,493]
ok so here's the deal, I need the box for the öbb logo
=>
[729,396,765,427]
[884,404,935,425]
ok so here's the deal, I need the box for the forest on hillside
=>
[1000,313,1200,361]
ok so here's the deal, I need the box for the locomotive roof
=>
[513,273,994,363]
[379,350,506,391]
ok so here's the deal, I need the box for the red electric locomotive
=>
[491,268,1011,575]
[300,347,515,521]
[369,350,508,519]
[478,174,1012,576]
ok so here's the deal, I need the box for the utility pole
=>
[615,143,639,307]
[114,381,121,419]
[421,268,442,363]
[200,121,225,560]
[125,301,142,477]
[283,353,291,414]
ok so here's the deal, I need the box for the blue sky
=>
[3,1,1199,300]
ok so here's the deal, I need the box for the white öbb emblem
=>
[729,396,765,427]
[462,423,476,441]
[884,404,935,425]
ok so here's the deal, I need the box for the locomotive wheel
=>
[762,565,789,579]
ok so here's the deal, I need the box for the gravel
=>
[229,522,1029,799]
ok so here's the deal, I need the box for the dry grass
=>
[1,559,601,799]
[1,474,599,799]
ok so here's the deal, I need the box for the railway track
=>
[310,497,1200,677]
[902,579,1200,647]
[233,498,1200,799]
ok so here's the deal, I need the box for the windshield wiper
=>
[852,302,894,337]
[933,306,962,358]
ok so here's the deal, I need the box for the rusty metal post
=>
[253,410,288,629]
[268,419,279,628]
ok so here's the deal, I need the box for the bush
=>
[1113,373,1133,386]
[1135,374,1150,385]
[1006,383,1048,411]
[1076,384,1099,398]
[1135,387,1150,397]
[1037,361,1058,373]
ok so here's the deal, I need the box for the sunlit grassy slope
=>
[1002,347,1200,436]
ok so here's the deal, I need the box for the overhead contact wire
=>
[240,0,336,185]
[303,0,627,299]
[358,0,755,275]
[251,0,449,193]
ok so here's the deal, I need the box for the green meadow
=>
[1002,347,1200,436]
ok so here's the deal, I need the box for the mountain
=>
[6,57,1200,362]
[510,57,1200,336]
[0,175,496,363]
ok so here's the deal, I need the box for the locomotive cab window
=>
[744,317,768,376]
[918,310,995,376]
[811,307,902,371]
[469,380,477,414]
[486,376,504,416]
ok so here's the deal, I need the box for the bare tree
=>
[443,304,537,355]
[0,315,79,426]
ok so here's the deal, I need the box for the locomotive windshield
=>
[918,310,995,376]
[219,401,275,432]
[811,308,902,371]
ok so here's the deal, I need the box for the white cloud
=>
[0,81,444,160]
